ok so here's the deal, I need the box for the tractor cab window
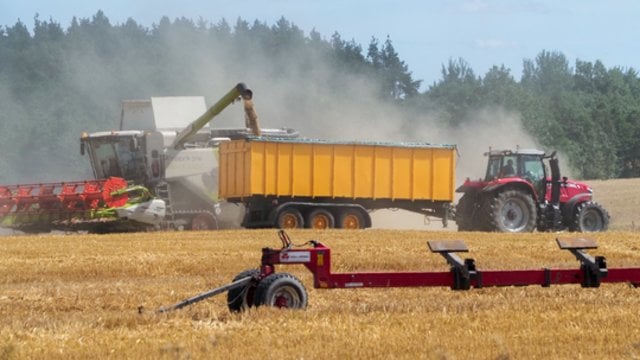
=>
[500,156,517,177]
[522,155,545,181]
[485,157,502,181]
[521,154,546,196]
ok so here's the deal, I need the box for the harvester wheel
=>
[571,201,609,232]
[336,209,365,229]
[306,208,335,229]
[489,190,537,232]
[276,208,304,229]
[191,212,218,230]
[227,269,260,312]
[254,273,308,309]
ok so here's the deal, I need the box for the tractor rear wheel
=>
[489,190,537,232]
[306,208,335,229]
[227,269,259,312]
[571,202,609,232]
[455,194,477,231]
[254,273,308,309]
[276,208,304,229]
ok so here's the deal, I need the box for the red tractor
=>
[455,149,609,233]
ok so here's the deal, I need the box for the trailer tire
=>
[570,201,609,232]
[191,212,218,230]
[227,269,260,312]
[489,190,537,232]
[276,208,304,229]
[336,209,366,229]
[306,208,335,229]
[254,273,308,309]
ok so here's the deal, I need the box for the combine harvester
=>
[159,231,640,312]
[0,83,295,233]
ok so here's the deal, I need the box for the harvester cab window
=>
[93,142,121,178]
[89,137,146,181]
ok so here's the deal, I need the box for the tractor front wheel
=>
[571,202,609,232]
[489,190,537,233]
[254,273,308,309]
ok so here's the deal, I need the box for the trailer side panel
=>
[219,138,456,203]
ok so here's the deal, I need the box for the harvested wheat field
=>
[1,229,640,359]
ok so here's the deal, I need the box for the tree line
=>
[0,11,638,182]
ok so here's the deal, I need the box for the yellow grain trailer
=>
[219,138,456,229]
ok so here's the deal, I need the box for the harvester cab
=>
[455,148,609,233]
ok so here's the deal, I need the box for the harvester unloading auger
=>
[158,231,640,313]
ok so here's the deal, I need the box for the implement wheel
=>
[254,273,308,309]
[227,269,260,312]
[276,208,304,229]
[306,208,335,229]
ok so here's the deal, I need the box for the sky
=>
[1,0,639,88]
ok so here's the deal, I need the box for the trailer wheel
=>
[489,190,537,232]
[254,273,308,309]
[191,212,218,230]
[571,202,609,232]
[276,208,304,229]
[227,269,260,312]
[337,209,365,229]
[306,208,335,229]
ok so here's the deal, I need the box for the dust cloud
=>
[1,18,544,231]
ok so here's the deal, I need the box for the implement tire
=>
[254,273,308,309]
[227,269,260,312]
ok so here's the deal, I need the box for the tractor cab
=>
[485,149,546,180]
[484,149,548,198]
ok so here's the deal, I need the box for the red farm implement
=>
[159,231,640,313]
[0,177,129,232]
